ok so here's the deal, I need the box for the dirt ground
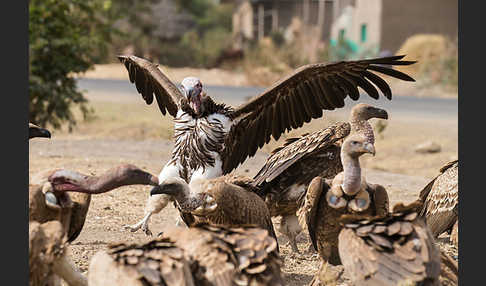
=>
[29,85,458,285]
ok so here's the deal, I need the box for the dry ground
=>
[29,85,458,285]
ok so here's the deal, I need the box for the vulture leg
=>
[124,193,171,236]
[451,220,458,247]
[124,212,152,235]
[279,214,301,254]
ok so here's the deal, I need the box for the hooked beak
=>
[376,108,388,120]
[364,142,376,156]
[150,185,164,196]
[187,88,202,114]
[29,126,51,139]
[150,184,178,196]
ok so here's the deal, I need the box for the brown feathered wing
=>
[297,176,330,251]
[221,55,416,174]
[253,122,350,186]
[117,55,184,117]
[418,160,458,237]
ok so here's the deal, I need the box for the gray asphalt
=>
[77,78,458,121]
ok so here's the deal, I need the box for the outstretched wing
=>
[117,55,184,117]
[221,55,416,174]
[418,160,458,237]
[253,122,350,186]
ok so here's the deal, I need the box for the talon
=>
[123,224,141,233]
[142,224,153,236]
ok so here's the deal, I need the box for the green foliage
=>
[29,0,116,130]
[103,0,162,61]
[161,0,234,67]
[178,27,232,67]
[29,0,159,130]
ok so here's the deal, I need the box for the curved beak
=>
[364,142,376,156]
[29,126,51,139]
[150,185,163,196]
[187,87,202,114]
[150,184,177,196]
[376,108,388,120]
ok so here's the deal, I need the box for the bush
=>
[29,0,114,130]
[156,0,233,68]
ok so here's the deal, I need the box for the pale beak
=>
[364,143,376,156]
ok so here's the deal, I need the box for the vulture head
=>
[341,134,376,158]
[29,123,51,139]
[180,77,205,115]
[350,103,388,121]
[150,178,218,215]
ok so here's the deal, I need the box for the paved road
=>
[77,78,458,121]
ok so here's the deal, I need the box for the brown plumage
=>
[418,160,458,245]
[29,122,51,139]
[253,104,388,253]
[29,220,87,286]
[297,135,389,265]
[150,175,278,244]
[119,54,415,236]
[88,223,283,286]
[337,202,441,286]
[29,164,159,242]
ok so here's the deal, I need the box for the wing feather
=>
[117,55,184,117]
[221,56,416,174]
[253,122,350,186]
[418,160,458,237]
[297,176,330,251]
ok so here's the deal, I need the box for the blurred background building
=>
[232,0,457,56]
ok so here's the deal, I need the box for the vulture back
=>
[88,224,283,286]
[338,202,441,286]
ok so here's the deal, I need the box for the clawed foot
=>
[142,223,153,236]
[123,223,142,233]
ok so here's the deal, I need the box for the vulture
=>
[88,223,283,286]
[29,122,51,139]
[118,54,416,235]
[149,174,278,244]
[29,164,159,242]
[297,134,389,266]
[418,160,458,246]
[337,201,441,286]
[29,220,87,286]
[252,103,388,253]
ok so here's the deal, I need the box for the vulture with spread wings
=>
[117,54,416,235]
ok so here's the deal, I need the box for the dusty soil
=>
[29,91,458,285]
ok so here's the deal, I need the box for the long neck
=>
[85,174,147,194]
[341,153,362,195]
[350,115,374,145]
